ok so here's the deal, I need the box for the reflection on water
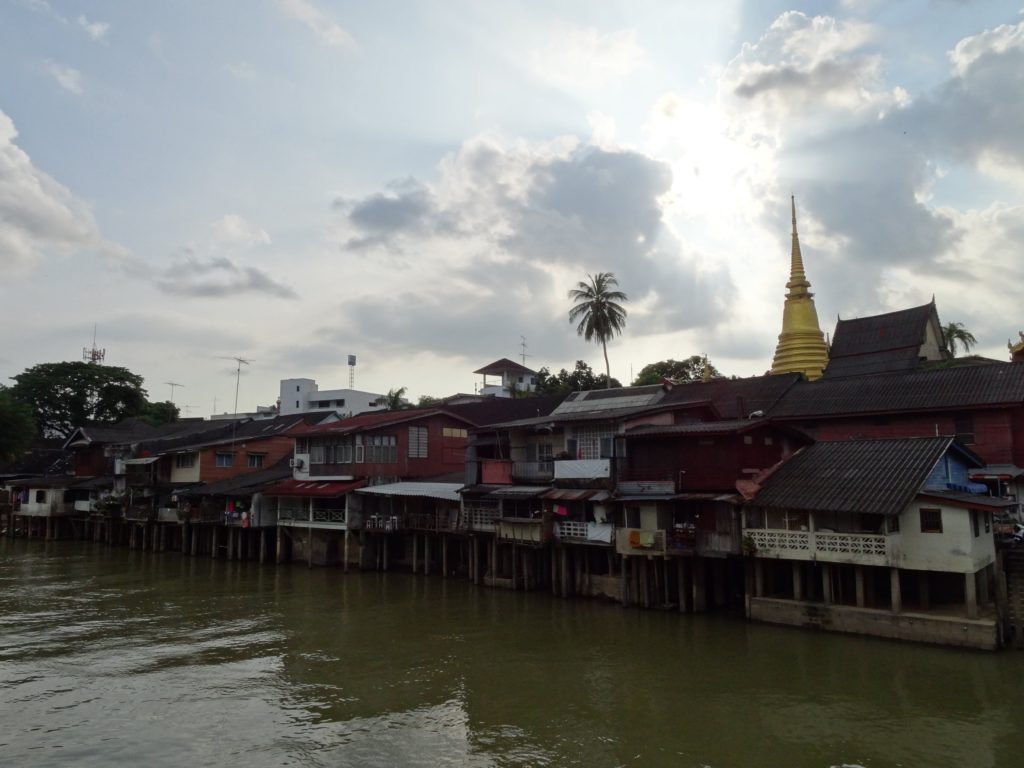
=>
[2,539,1023,767]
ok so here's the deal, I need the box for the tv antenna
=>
[83,324,106,364]
[348,354,357,389]
[165,382,184,403]
[520,336,530,366]
[182,404,198,417]
[216,356,252,416]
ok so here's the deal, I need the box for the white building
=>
[473,359,537,398]
[742,436,1011,650]
[279,378,384,418]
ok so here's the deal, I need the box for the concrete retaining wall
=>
[750,597,998,651]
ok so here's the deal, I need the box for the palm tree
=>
[942,322,978,357]
[381,387,408,410]
[568,272,628,389]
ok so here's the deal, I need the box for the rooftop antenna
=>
[83,324,106,364]
[165,382,184,403]
[348,354,357,389]
[182,404,198,417]
[520,336,530,366]
[217,355,252,463]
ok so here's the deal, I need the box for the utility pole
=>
[217,355,252,466]
[520,336,530,366]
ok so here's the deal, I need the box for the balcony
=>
[496,517,553,546]
[555,520,615,545]
[554,458,610,480]
[462,505,499,533]
[746,529,894,567]
[615,527,667,557]
[277,506,348,528]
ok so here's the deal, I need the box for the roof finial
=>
[701,353,711,383]
[787,196,809,296]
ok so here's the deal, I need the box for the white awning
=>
[123,456,160,465]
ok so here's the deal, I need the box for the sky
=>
[2,0,1024,415]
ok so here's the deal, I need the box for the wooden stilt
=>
[425,535,431,576]
[413,534,419,575]
[442,535,448,578]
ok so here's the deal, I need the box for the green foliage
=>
[139,400,180,427]
[568,272,628,388]
[382,387,410,410]
[535,361,622,396]
[633,356,722,386]
[9,361,148,437]
[417,394,442,408]
[941,322,978,357]
[0,387,36,460]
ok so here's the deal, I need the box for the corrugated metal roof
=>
[356,482,463,502]
[263,479,364,498]
[769,363,1024,419]
[748,437,969,516]
[542,489,610,501]
[917,491,1018,509]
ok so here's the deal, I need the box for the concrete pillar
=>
[692,558,707,612]
[821,563,833,604]
[259,529,267,563]
[425,535,431,576]
[227,527,235,561]
[919,572,930,610]
[211,526,218,559]
[965,571,978,619]
[978,565,990,606]
[754,559,764,597]
[412,534,419,574]
[792,561,803,601]
[442,536,448,578]
[512,543,518,590]
[890,567,901,613]
[855,566,866,608]
[713,559,726,608]
[343,527,350,573]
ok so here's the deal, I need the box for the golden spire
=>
[701,353,711,382]
[770,197,829,380]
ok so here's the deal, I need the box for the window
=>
[310,444,325,464]
[743,435,753,445]
[954,413,975,444]
[35,490,47,503]
[295,439,308,453]
[971,510,980,537]
[216,452,234,468]
[336,399,345,407]
[886,515,900,533]
[920,508,943,533]
[341,442,353,463]
[764,436,773,446]
[295,400,300,408]
[355,435,364,463]
[175,453,196,469]
[599,436,614,459]
[571,426,616,460]
[248,453,265,469]
[442,427,468,439]
[408,426,428,458]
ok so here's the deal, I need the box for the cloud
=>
[0,109,121,271]
[44,60,83,94]
[211,214,271,248]
[277,0,352,48]
[225,61,257,80]
[77,15,109,42]
[155,253,297,300]
[530,25,645,90]
[327,134,732,362]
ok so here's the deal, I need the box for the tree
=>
[9,362,148,437]
[568,272,628,389]
[633,356,722,386]
[417,394,442,408]
[381,387,410,411]
[139,400,180,427]
[0,387,35,460]
[942,322,978,357]
[535,361,621,396]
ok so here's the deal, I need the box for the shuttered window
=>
[408,426,428,459]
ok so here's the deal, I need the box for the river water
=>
[2,540,1023,768]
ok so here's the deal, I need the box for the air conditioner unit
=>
[289,457,305,469]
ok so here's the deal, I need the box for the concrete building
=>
[473,359,537,398]
[278,378,384,417]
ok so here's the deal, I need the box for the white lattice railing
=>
[555,520,588,540]
[748,529,810,552]
[747,529,892,564]
[464,507,499,532]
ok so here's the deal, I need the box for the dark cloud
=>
[333,143,734,360]
[156,254,297,299]
[734,57,875,102]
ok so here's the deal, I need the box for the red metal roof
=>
[263,479,364,497]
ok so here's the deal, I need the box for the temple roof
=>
[474,358,537,376]
[824,302,948,378]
